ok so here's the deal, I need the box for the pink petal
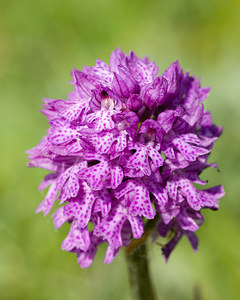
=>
[62,222,90,252]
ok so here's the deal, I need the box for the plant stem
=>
[125,242,158,300]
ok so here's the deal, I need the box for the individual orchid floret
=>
[27,48,224,268]
[141,76,168,107]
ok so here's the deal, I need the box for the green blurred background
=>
[0,0,240,299]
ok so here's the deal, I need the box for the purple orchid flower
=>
[27,48,224,267]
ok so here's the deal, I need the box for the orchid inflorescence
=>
[27,48,224,267]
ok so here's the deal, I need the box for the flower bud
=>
[142,76,168,107]
[112,66,139,98]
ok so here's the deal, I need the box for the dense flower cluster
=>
[27,48,224,267]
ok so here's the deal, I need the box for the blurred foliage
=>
[0,0,240,299]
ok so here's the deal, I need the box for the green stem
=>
[125,242,158,300]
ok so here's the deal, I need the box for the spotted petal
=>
[62,222,90,252]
